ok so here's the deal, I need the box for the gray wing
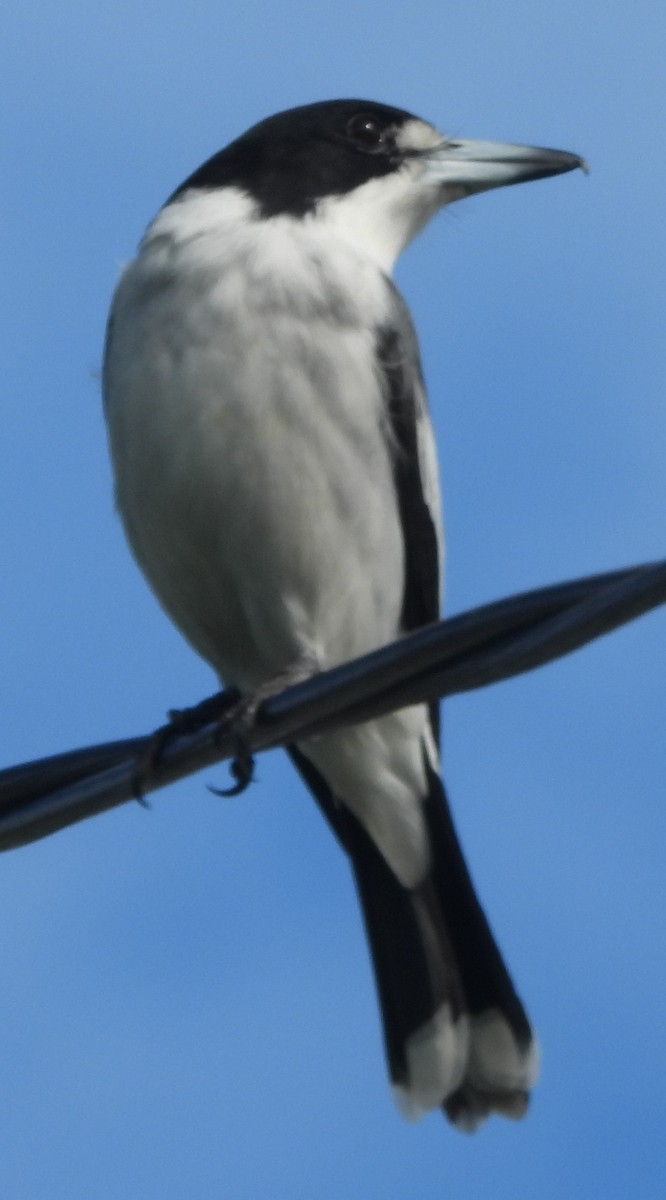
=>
[376,284,443,743]
[376,284,443,636]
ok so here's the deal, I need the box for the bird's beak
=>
[420,138,587,196]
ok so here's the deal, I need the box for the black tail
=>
[289,746,536,1129]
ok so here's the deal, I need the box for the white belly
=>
[104,212,405,690]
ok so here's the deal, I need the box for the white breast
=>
[104,188,409,690]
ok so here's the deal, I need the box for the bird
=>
[102,99,584,1130]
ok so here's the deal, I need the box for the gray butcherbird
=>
[103,99,584,1129]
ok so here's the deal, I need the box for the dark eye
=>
[345,112,388,152]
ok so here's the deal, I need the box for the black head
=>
[168,99,424,217]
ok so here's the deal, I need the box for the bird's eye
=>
[345,113,388,152]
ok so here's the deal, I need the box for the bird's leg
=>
[131,657,318,801]
[208,656,319,797]
[131,688,242,802]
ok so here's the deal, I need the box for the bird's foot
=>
[132,657,318,801]
[208,656,319,797]
[131,689,241,802]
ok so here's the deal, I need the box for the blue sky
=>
[2,3,665,1197]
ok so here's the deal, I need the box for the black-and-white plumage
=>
[103,100,583,1128]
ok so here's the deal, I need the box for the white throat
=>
[312,166,444,274]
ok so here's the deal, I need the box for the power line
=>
[1,559,664,852]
